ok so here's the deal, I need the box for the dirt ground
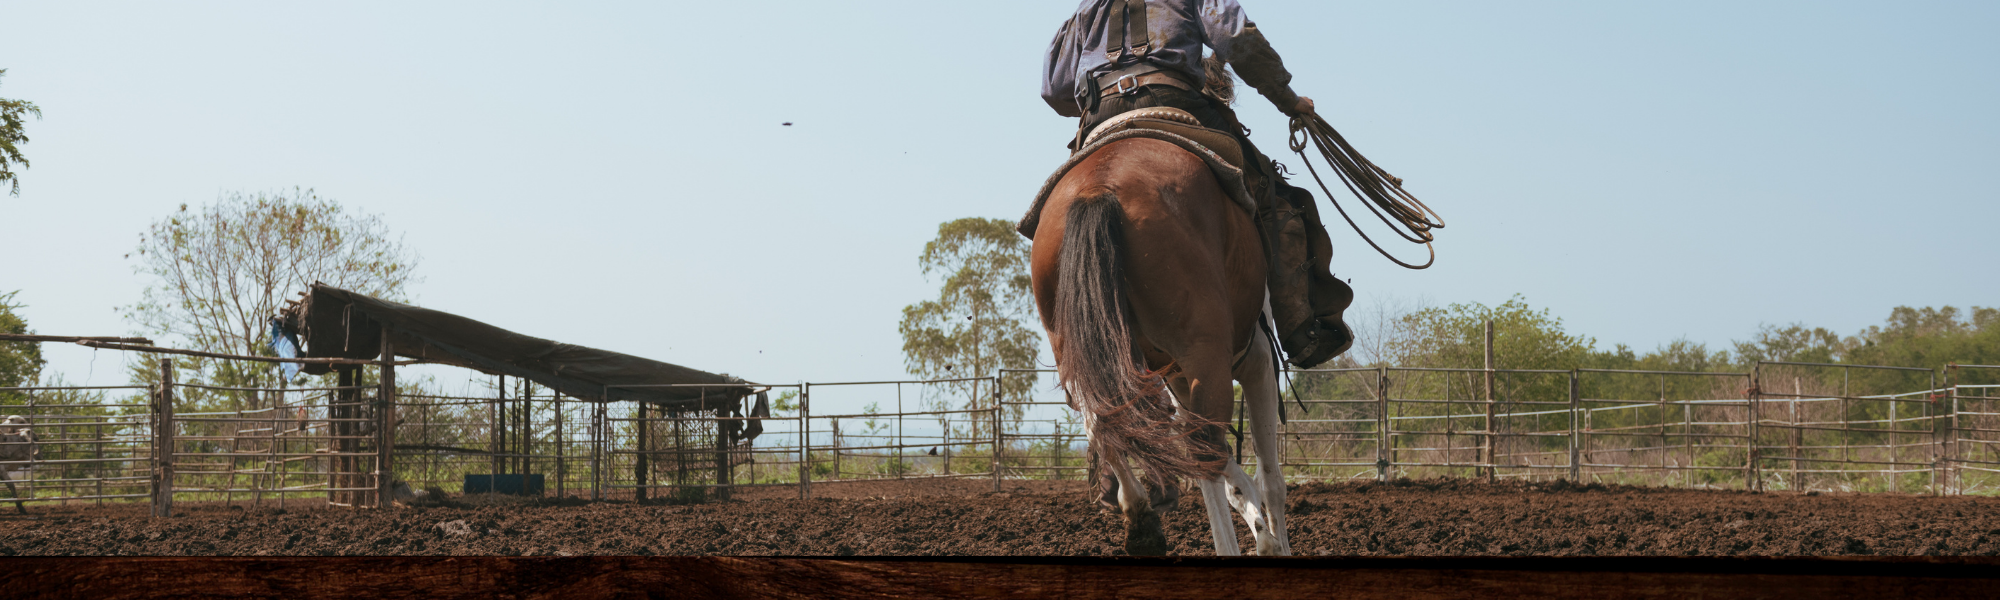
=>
[3,478,1998,557]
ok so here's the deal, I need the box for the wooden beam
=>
[1,557,1995,599]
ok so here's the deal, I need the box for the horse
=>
[1030,136,1292,556]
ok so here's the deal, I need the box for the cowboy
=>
[1043,0,1353,367]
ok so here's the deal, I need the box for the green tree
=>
[1732,323,1849,365]
[898,218,1043,438]
[124,188,421,400]
[0,291,46,404]
[0,69,41,197]
[1391,295,1595,370]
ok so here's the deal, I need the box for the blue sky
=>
[2,1,1996,406]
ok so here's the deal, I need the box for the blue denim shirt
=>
[1041,0,1256,117]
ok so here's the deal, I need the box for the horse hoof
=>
[1124,511,1169,556]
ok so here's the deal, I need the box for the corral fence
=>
[5,357,2000,514]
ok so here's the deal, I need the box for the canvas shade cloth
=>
[282,283,754,412]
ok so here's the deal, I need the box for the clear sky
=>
[2,1,1996,408]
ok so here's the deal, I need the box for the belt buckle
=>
[1114,73,1140,96]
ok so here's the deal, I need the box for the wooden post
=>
[592,395,605,501]
[1657,375,1668,484]
[799,384,811,500]
[491,376,504,479]
[1482,320,1496,483]
[153,358,176,518]
[1568,369,1580,481]
[1800,378,1816,490]
[517,381,530,478]
[1376,367,1389,481]
[377,326,396,508]
[555,395,566,499]
[991,378,1002,494]
[1747,366,1765,493]
[636,401,650,501]
[1684,401,1694,489]
[1944,366,1957,495]
[714,407,732,502]
[1949,370,1962,495]
[1746,371,1761,492]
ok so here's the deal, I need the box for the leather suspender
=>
[1106,0,1150,63]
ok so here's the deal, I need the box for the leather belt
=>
[1097,67,1196,99]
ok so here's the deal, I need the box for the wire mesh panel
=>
[0,386,154,507]
[1576,370,1753,490]
[1752,362,1942,494]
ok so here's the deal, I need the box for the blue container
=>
[464,474,544,496]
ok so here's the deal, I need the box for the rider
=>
[1043,0,1353,367]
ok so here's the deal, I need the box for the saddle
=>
[1019,107,1257,240]
[1084,107,1245,172]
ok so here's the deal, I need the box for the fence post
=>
[490,376,503,480]
[1749,366,1762,493]
[715,404,732,502]
[377,326,396,508]
[1376,367,1389,481]
[636,401,650,501]
[1568,369,1580,482]
[1931,368,1943,496]
[153,358,175,518]
[991,377,1003,494]
[1482,320,1496,483]
[799,383,811,500]
[592,393,604,501]
[1947,367,1960,495]
[555,395,565,500]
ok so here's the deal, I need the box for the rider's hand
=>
[1293,96,1315,116]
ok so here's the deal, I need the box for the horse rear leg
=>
[1091,434,1169,555]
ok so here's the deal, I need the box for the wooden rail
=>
[1,557,1994,599]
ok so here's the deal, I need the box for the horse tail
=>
[1055,191,1213,490]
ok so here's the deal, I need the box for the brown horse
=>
[1031,137,1292,556]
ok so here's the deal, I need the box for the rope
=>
[1287,112,1445,269]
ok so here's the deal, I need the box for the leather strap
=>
[1106,0,1150,63]
[1097,69,1194,99]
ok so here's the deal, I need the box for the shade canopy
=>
[281,283,755,411]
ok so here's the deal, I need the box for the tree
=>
[0,291,45,404]
[0,69,41,197]
[898,218,1043,438]
[1389,296,1595,371]
[1732,323,1849,365]
[125,188,420,394]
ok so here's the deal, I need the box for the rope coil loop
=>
[1286,112,1445,269]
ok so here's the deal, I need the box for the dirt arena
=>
[3,479,1997,557]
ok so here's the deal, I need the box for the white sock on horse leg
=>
[1195,477,1242,556]
[1222,462,1282,555]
